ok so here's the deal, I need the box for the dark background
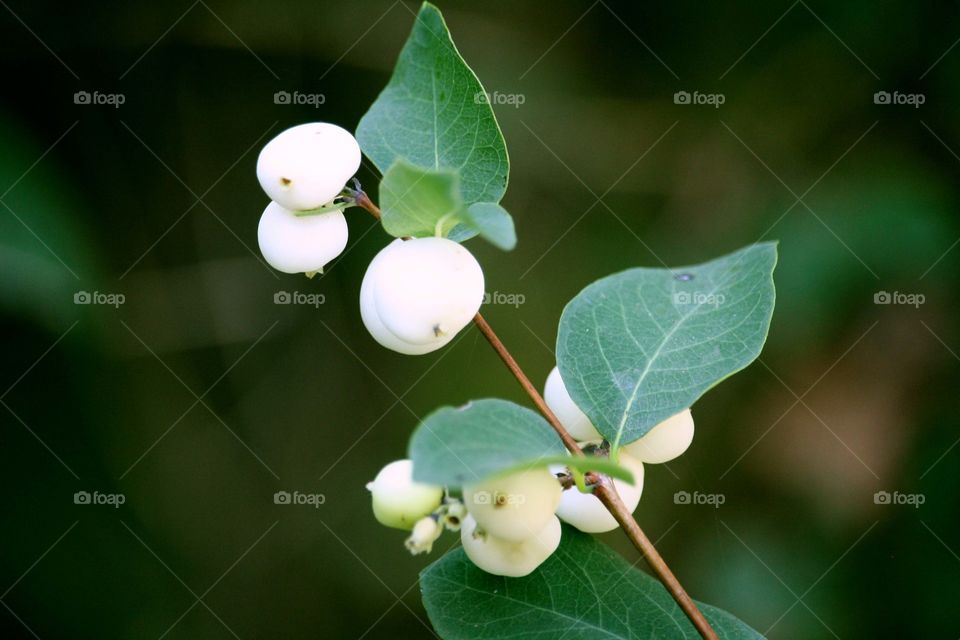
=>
[1,1,958,638]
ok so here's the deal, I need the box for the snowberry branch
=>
[353,190,719,640]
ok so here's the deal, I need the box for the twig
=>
[353,192,719,640]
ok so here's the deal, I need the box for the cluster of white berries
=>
[260,122,696,579]
[256,123,360,275]
[256,121,486,354]
[365,368,694,578]
[544,365,695,531]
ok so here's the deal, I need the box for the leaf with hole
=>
[557,243,777,447]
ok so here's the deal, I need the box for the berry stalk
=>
[354,191,719,640]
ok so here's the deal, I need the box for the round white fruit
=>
[256,122,361,211]
[367,459,444,530]
[462,468,561,543]
[555,453,645,533]
[373,238,484,344]
[460,514,561,578]
[543,366,601,441]
[623,408,694,464]
[360,240,440,355]
[258,201,349,274]
[360,237,484,355]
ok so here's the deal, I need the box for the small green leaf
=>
[408,399,566,487]
[462,202,516,250]
[379,160,462,238]
[447,222,479,243]
[357,2,509,205]
[557,243,777,447]
[422,525,765,639]
[378,162,517,250]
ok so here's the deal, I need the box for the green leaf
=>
[356,2,509,206]
[557,243,777,448]
[421,525,765,640]
[379,161,463,238]
[447,222,479,243]
[462,202,516,250]
[408,399,567,487]
[378,162,517,251]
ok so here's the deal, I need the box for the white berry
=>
[460,513,561,578]
[543,366,601,441]
[555,453,644,533]
[623,408,694,464]
[367,459,444,530]
[463,468,561,543]
[257,201,349,275]
[360,237,484,355]
[360,240,438,354]
[256,122,361,211]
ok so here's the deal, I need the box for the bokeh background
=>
[1,1,958,638]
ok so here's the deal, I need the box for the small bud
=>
[405,516,442,555]
[442,501,467,531]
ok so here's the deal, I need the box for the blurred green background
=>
[1,1,958,638]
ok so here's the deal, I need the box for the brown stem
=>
[472,312,718,640]
[354,191,718,640]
